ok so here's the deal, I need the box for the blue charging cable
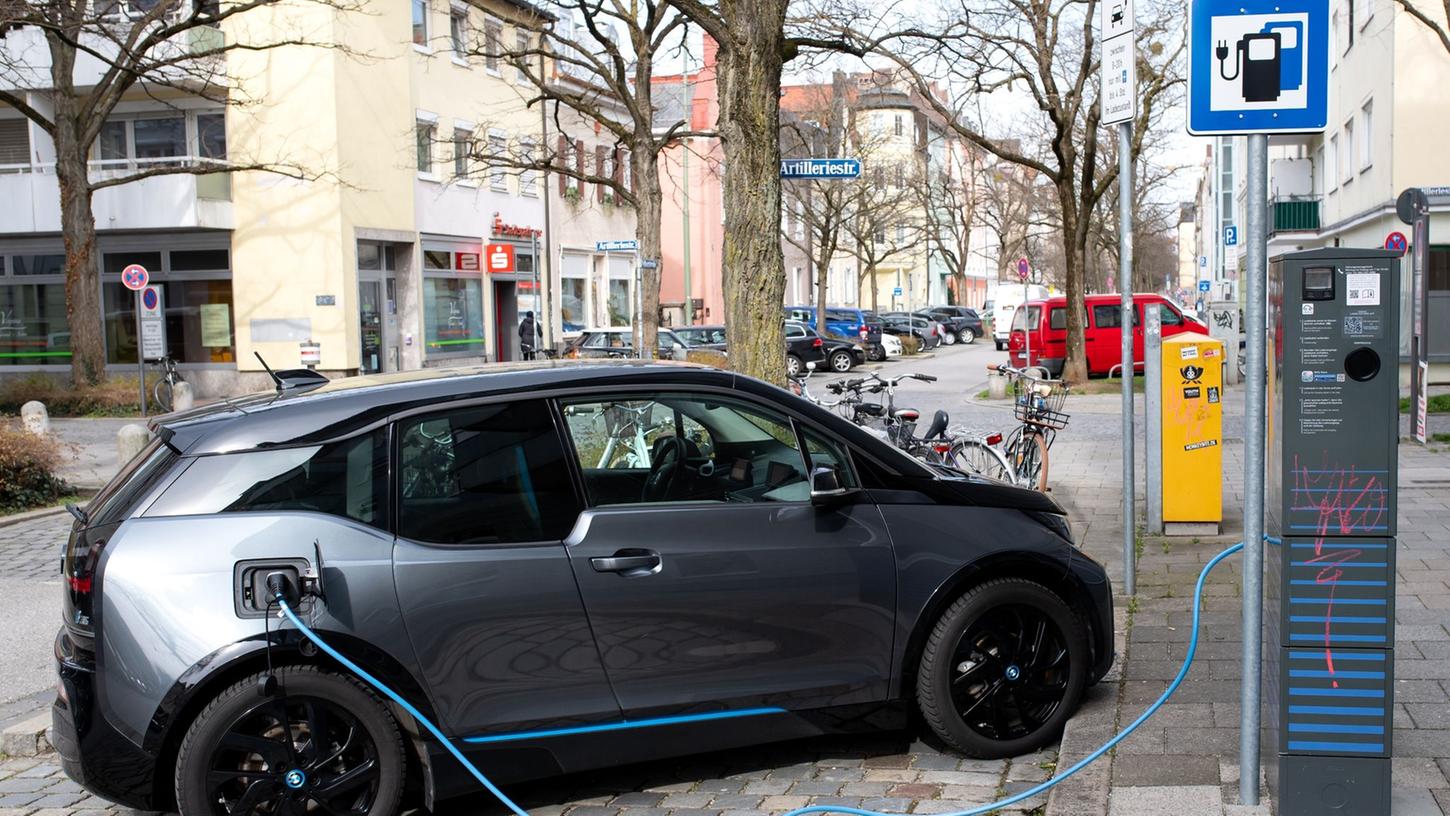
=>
[275,538,1245,816]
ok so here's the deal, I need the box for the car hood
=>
[873,471,1066,515]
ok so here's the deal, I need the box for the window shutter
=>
[0,120,29,165]
[596,145,607,201]
[575,138,585,197]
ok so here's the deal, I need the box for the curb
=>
[0,710,52,758]
[0,504,70,530]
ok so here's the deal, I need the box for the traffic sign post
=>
[1017,258,1032,374]
[121,265,150,417]
[1399,189,1430,444]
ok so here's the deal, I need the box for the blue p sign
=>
[1223,225,1238,246]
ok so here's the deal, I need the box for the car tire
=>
[829,350,854,372]
[786,354,803,377]
[867,345,884,362]
[994,339,1006,351]
[175,666,406,816]
[916,579,1089,758]
[941,331,957,346]
[959,329,976,344]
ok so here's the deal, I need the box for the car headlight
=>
[1027,510,1074,544]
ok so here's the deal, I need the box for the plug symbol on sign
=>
[1216,21,1303,102]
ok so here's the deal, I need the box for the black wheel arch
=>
[146,632,436,812]
[899,552,1106,704]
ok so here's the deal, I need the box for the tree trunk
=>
[814,240,830,326]
[634,145,663,357]
[1058,183,1089,384]
[716,2,788,384]
[55,126,106,386]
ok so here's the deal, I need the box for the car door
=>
[1088,304,1124,375]
[557,391,896,718]
[391,399,623,738]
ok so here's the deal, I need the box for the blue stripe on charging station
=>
[1289,705,1384,717]
[462,707,786,744]
[1288,723,1384,735]
[1288,741,1385,753]
[1288,669,1386,679]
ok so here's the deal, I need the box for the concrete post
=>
[1145,306,1162,535]
[987,371,1008,400]
[20,401,48,436]
[172,381,195,412]
[117,424,150,464]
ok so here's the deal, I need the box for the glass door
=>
[360,280,382,374]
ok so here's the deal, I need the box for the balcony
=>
[0,158,232,234]
[1270,196,1320,235]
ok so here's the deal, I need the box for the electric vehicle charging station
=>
[1266,248,1399,815]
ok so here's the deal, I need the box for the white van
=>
[991,284,1051,350]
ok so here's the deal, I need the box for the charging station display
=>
[1266,248,1399,816]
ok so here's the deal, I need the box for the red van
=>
[1008,293,1207,377]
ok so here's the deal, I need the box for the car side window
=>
[147,431,388,527]
[397,401,581,545]
[1156,303,1185,326]
[1092,305,1119,329]
[1049,308,1066,330]
[559,394,854,506]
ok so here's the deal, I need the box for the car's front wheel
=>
[175,666,406,816]
[959,329,976,344]
[830,350,854,372]
[916,579,1088,758]
[786,354,803,377]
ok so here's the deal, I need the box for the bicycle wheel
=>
[1007,430,1050,491]
[153,379,173,412]
[950,439,1013,482]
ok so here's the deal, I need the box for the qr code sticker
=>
[1344,316,1364,335]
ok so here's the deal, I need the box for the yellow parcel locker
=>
[1161,334,1224,531]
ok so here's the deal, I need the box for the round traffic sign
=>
[121,264,149,291]
[141,287,159,310]
[1385,231,1408,256]
[1017,257,1030,281]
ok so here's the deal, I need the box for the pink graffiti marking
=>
[1290,454,1388,687]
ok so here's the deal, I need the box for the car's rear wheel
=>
[959,329,976,344]
[829,350,854,372]
[916,579,1088,758]
[995,339,1006,351]
[176,666,406,816]
[941,330,957,346]
[786,354,803,377]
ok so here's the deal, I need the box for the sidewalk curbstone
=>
[0,712,52,758]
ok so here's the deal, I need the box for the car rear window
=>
[147,431,388,527]
[86,439,179,527]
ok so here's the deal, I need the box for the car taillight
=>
[813,338,823,348]
[859,327,868,339]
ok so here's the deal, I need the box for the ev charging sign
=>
[1187,0,1328,134]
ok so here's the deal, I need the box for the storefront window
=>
[607,279,631,327]
[424,277,484,356]
[561,276,587,332]
[104,279,235,364]
[0,283,70,365]
[12,255,64,276]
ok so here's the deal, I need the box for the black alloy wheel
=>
[176,667,405,816]
[917,579,1088,757]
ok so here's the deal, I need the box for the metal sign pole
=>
[1239,132,1269,807]
[635,250,644,359]
[1400,188,1430,444]
[136,298,146,418]
[1118,122,1135,596]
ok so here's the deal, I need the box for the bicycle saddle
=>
[894,408,920,421]
[922,409,948,440]
[855,403,885,417]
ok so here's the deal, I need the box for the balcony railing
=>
[1271,196,1320,234]
[0,156,231,200]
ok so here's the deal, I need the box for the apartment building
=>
[0,0,635,394]
[1190,0,1450,377]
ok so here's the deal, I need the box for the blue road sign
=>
[892,287,904,297]
[1224,225,1239,246]
[1187,0,1328,134]
[1199,280,1213,293]
[780,158,861,179]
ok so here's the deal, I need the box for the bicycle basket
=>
[1011,378,1069,429]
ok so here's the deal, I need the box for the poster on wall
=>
[200,303,232,347]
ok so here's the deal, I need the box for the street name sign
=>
[1187,0,1329,134]
[779,158,861,179]
[596,240,639,251]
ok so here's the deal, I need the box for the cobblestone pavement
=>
[2,346,1448,815]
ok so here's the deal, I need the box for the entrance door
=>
[494,281,519,362]
[383,277,400,371]
[557,391,896,717]
[359,281,383,374]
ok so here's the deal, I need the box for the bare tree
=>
[475,0,702,355]
[1394,0,1450,54]
[840,0,1185,381]
[0,0,350,384]
[841,161,922,312]
[779,74,851,323]
[915,143,981,305]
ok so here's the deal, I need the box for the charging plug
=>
[1215,40,1228,61]
[266,570,301,608]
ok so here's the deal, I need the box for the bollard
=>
[117,424,150,464]
[20,401,48,436]
[172,381,195,412]
[987,371,1008,400]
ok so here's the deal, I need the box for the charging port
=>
[233,558,313,619]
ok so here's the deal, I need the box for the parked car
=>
[785,319,828,376]
[1008,293,1208,377]
[993,285,1051,350]
[880,331,903,359]
[566,328,690,360]
[925,306,986,345]
[878,312,942,350]
[673,324,728,350]
[807,325,867,372]
[54,361,1112,814]
[784,306,888,361]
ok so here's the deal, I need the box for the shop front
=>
[487,215,543,363]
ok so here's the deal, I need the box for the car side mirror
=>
[809,466,850,505]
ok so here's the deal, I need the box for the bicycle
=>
[989,363,1070,491]
[152,356,184,412]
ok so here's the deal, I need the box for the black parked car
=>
[925,306,986,345]
[673,324,728,350]
[806,325,866,373]
[54,361,1112,815]
[785,319,828,376]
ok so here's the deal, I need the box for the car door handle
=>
[591,550,661,574]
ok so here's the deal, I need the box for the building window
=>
[0,265,69,365]
[412,0,429,46]
[97,120,127,163]
[516,32,530,83]
[0,119,29,166]
[453,128,471,179]
[132,116,186,164]
[489,131,508,191]
[606,255,633,327]
[519,138,538,196]
[1360,101,1373,170]
[1314,144,1326,193]
[894,114,904,137]
[449,6,467,57]
[1342,120,1354,184]
[423,275,484,357]
[1331,11,1339,66]
[484,18,502,73]
[561,255,588,331]
[416,120,435,175]
[196,113,226,162]
[1346,0,1355,47]
[1327,135,1338,191]
[99,249,235,365]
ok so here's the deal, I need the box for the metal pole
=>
[1239,132,1269,807]
[1023,277,1031,371]
[635,250,644,359]
[682,141,693,326]
[539,61,555,350]
[1118,122,1135,596]
[1145,303,1162,535]
[136,295,146,418]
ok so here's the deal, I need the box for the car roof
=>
[1024,293,1167,307]
[154,361,744,455]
